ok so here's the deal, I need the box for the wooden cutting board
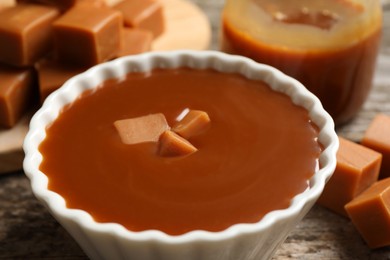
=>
[0,0,211,174]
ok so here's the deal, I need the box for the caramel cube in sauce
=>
[36,59,86,103]
[0,65,36,128]
[317,137,382,216]
[158,130,198,157]
[114,113,169,145]
[117,28,153,57]
[362,114,390,179]
[172,110,210,139]
[0,4,60,67]
[53,4,122,67]
[345,178,390,249]
[113,0,164,38]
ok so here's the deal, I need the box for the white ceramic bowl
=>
[23,50,338,260]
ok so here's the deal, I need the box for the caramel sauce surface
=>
[39,68,321,235]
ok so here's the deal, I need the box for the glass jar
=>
[221,0,382,124]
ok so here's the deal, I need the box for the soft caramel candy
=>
[345,178,390,248]
[114,113,169,145]
[158,130,197,157]
[172,110,210,139]
[0,4,60,67]
[36,59,86,103]
[0,65,36,128]
[53,4,122,67]
[317,137,382,216]
[362,114,390,179]
[113,0,164,38]
[117,28,153,57]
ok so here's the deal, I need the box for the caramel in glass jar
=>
[221,0,382,124]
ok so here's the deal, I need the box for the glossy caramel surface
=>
[39,68,321,235]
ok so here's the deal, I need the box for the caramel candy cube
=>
[36,59,86,103]
[317,137,382,216]
[53,4,122,67]
[345,178,390,248]
[362,114,390,179]
[117,28,153,57]
[114,113,169,145]
[0,4,60,67]
[158,130,198,157]
[0,65,36,128]
[172,110,210,139]
[113,0,164,38]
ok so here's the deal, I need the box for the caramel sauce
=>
[39,68,322,235]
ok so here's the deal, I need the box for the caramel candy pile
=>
[0,0,164,128]
[114,110,210,157]
[318,113,390,248]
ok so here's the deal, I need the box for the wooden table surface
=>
[1,1,390,259]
